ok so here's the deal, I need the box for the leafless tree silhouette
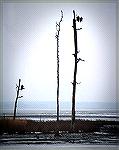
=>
[71,10,84,131]
[13,79,25,120]
[55,10,63,135]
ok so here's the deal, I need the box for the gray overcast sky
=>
[1,1,117,110]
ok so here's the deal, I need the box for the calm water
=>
[0,144,118,150]
[1,110,119,121]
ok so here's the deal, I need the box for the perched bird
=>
[80,17,83,22]
[76,16,83,22]
[21,85,25,90]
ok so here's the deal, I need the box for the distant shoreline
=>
[1,109,118,122]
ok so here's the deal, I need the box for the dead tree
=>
[13,79,25,120]
[71,10,84,131]
[55,10,63,134]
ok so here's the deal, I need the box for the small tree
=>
[13,79,25,120]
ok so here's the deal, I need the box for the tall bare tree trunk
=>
[71,10,84,131]
[71,10,78,131]
[55,11,63,135]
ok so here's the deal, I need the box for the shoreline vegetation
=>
[0,118,119,134]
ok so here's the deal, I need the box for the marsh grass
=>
[0,118,119,134]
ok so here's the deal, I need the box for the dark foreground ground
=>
[0,119,119,145]
[0,144,119,150]
[0,131,119,145]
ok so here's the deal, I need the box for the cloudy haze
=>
[1,1,117,112]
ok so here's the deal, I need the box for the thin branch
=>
[77,58,85,63]
[56,10,63,35]
[18,96,23,99]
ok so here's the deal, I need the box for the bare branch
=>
[76,82,81,84]
[77,58,85,63]
[18,96,23,99]
[60,10,63,23]
[56,10,63,35]
[76,28,82,30]
[16,84,18,90]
